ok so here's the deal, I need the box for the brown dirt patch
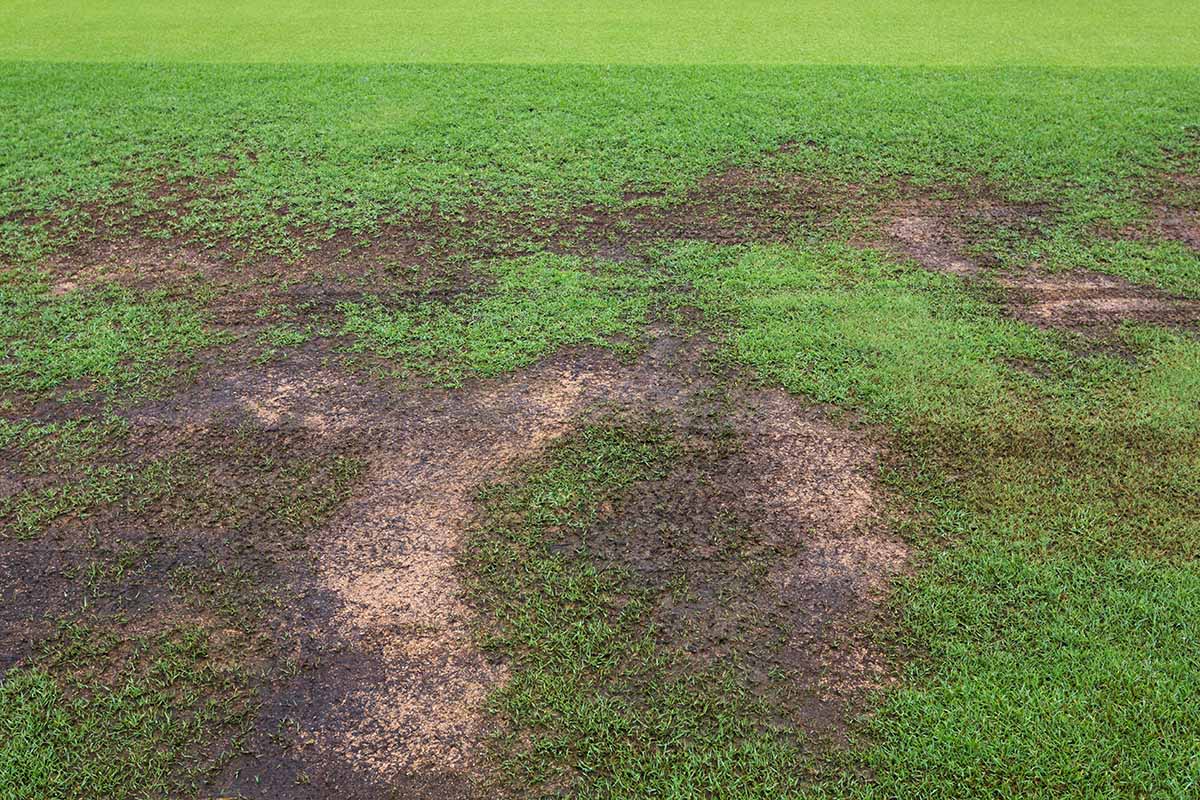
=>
[42,320,903,794]
[878,192,1199,334]
[1147,171,1200,252]
[302,335,709,784]
[1000,267,1200,332]
[882,198,990,277]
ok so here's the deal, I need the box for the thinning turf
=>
[664,241,1200,797]
[1,1,1198,66]
[4,7,1200,797]
[0,624,251,800]
[2,64,1199,278]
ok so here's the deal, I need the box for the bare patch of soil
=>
[878,192,1199,333]
[1146,171,1200,252]
[882,198,991,277]
[1001,267,1200,332]
[300,335,710,784]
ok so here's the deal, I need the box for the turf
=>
[1,1,1198,66]
[3,64,1200,267]
[3,5,1200,799]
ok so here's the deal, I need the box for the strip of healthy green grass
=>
[1,1,1197,66]
[2,64,1198,286]
[662,241,1200,797]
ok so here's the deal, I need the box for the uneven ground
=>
[2,9,1200,800]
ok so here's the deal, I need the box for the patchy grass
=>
[3,16,1200,797]
[464,424,811,798]
[664,240,1200,796]
[0,623,253,800]
[0,454,188,539]
[339,254,660,384]
[1033,233,1200,297]
[2,65,1199,265]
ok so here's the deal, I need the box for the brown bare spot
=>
[1001,267,1200,331]
[307,338,705,780]
[745,391,907,700]
[878,192,1199,334]
[883,198,983,276]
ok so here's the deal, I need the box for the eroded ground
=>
[2,155,1198,798]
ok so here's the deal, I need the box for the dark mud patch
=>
[1144,171,1200,252]
[1001,267,1200,332]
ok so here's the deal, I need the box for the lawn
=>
[1,4,1199,800]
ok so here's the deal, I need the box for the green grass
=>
[2,64,1198,274]
[0,269,214,399]
[1,1,1198,65]
[339,253,660,383]
[1033,234,1200,297]
[0,624,251,800]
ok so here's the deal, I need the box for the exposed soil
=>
[1147,171,1200,252]
[1,314,904,798]
[879,193,1200,333]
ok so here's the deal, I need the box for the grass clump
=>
[0,623,252,800]
[1031,231,1200,298]
[340,254,659,384]
[0,270,213,400]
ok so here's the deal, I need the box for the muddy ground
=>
[2,160,1197,798]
